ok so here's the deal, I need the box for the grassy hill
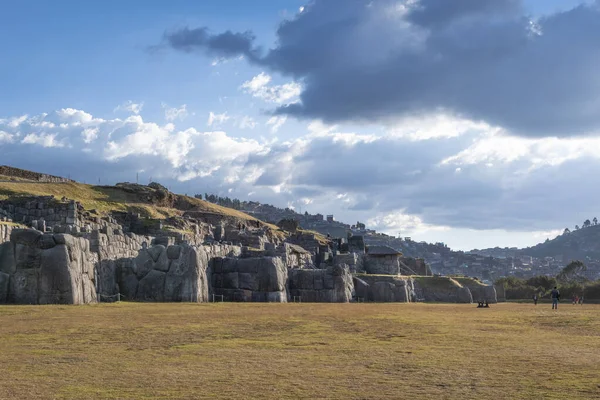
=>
[0,180,262,221]
[522,225,600,260]
[0,169,332,245]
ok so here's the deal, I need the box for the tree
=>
[575,225,580,230]
[563,228,571,235]
[594,217,598,226]
[557,260,587,282]
[584,219,591,228]
[526,276,557,292]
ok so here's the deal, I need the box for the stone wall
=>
[400,257,432,276]
[209,256,288,302]
[286,232,325,255]
[113,244,210,302]
[0,165,73,182]
[277,243,313,269]
[0,229,97,304]
[364,254,401,275]
[353,275,413,302]
[334,252,363,273]
[0,224,13,243]
[413,277,473,303]
[0,197,81,230]
[96,234,241,302]
[288,265,354,302]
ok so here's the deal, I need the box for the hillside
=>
[0,180,262,222]
[520,225,600,260]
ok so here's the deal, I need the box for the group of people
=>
[532,287,584,309]
[571,295,584,305]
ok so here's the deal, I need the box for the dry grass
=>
[0,303,598,399]
[0,181,260,222]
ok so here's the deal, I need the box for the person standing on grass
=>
[551,287,560,310]
[533,294,538,305]
[579,295,584,305]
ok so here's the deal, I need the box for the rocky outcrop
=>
[0,165,74,183]
[0,229,98,304]
[209,257,288,302]
[99,243,241,303]
[399,257,432,276]
[288,265,354,302]
[278,243,313,269]
[455,278,497,303]
[364,254,401,275]
[334,252,362,273]
[353,275,414,302]
[413,277,473,303]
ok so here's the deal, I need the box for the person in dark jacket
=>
[551,287,560,310]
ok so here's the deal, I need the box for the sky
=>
[1,0,599,250]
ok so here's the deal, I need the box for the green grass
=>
[413,275,463,288]
[452,277,487,287]
[0,303,598,399]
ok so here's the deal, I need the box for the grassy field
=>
[0,303,599,400]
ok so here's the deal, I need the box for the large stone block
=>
[9,268,38,304]
[38,244,74,304]
[137,270,166,302]
[0,242,16,275]
[11,229,42,246]
[0,271,9,303]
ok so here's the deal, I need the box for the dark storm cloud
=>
[163,0,600,137]
[161,27,260,61]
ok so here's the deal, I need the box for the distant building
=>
[326,215,334,223]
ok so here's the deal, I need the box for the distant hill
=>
[470,225,600,262]
[520,225,600,261]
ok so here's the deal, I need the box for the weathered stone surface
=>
[210,256,287,302]
[134,249,154,279]
[38,244,74,304]
[458,281,497,303]
[0,242,16,274]
[413,278,473,303]
[2,232,98,305]
[288,266,354,302]
[364,254,401,275]
[163,245,209,302]
[9,268,38,304]
[117,260,139,300]
[167,245,181,260]
[39,234,56,250]
[11,229,42,246]
[98,260,118,298]
[137,270,166,302]
[147,245,165,263]
[0,271,9,303]
[15,243,42,269]
[153,247,170,272]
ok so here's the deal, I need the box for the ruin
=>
[0,181,496,304]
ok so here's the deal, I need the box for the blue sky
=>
[1,0,599,250]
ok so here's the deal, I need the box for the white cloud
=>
[238,116,257,129]
[207,112,230,127]
[367,210,449,237]
[441,134,600,170]
[114,100,144,115]
[0,131,14,143]
[5,106,600,248]
[81,128,99,143]
[162,103,189,121]
[266,116,287,133]
[21,133,64,148]
[240,73,301,104]
[388,114,497,141]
